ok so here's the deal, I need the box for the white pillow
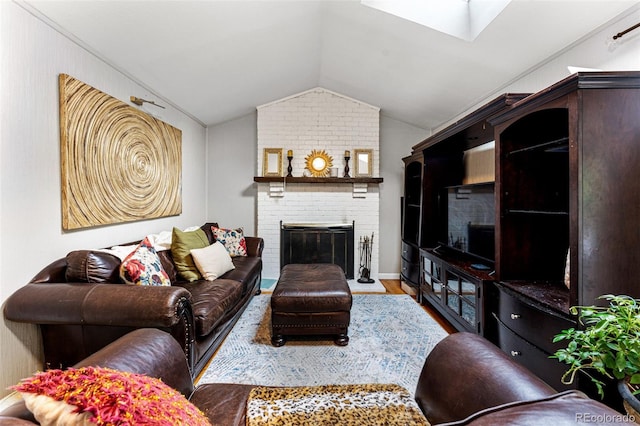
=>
[100,244,138,260]
[145,226,200,252]
[190,241,235,281]
[145,230,173,251]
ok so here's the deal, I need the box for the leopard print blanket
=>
[246,383,430,426]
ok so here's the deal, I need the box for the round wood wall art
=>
[59,74,182,230]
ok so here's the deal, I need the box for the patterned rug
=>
[197,294,449,393]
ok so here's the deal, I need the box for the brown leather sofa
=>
[1,330,633,425]
[3,222,263,379]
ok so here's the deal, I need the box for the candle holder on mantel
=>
[344,151,351,178]
[286,150,293,177]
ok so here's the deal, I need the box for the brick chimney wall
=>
[256,88,380,280]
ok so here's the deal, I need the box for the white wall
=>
[206,112,258,235]
[0,2,207,398]
[256,88,381,279]
[378,116,429,278]
[439,7,640,131]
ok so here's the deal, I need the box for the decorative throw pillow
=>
[211,226,247,257]
[12,366,211,426]
[65,250,122,283]
[191,241,235,281]
[171,227,210,281]
[119,237,171,286]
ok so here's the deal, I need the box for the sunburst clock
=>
[305,149,333,177]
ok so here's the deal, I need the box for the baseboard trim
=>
[378,272,400,280]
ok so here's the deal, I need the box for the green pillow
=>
[171,227,209,281]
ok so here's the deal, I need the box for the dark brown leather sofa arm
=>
[244,236,264,257]
[3,283,195,373]
[4,283,191,327]
[29,258,68,283]
[74,328,195,397]
[415,332,557,424]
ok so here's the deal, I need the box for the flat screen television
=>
[440,182,495,263]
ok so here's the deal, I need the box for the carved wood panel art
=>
[59,74,182,230]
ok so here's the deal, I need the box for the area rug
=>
[197,294,449,393]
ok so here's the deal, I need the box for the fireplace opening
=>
[280,221,355,278]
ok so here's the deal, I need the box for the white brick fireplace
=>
[256,88,380,280]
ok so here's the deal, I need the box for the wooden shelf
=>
[254,176,383,184]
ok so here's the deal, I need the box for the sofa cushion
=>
[245,384,429,426]
[120,237,171,286]
[222,256,262,294]
[171,228,209,282]
[179,280,243,337]
[191,241,235,281]
[211,226,247,257]
[12,366,211,426]
[65,250,122,283]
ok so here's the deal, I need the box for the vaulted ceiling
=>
[23,0,639,130]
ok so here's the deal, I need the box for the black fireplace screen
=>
[280,221,354,278]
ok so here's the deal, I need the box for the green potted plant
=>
[552,294,640,414]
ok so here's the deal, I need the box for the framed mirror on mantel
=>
[263,148,283,177]
[354,149,373,177]
[305,149,333,177]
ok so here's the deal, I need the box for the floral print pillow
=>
[120,237,171,286]
[211,226,247,257]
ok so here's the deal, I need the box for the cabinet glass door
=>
[445,271,476,326]
[421,253,444,300]
[432,262,442,299]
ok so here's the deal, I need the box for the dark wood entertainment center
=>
[402,71,640,401]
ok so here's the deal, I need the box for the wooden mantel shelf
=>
[254,176,383,184]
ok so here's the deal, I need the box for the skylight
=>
[361,0,512,41]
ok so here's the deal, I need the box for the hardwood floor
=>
[380,279,456,334]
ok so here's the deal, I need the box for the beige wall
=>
[0,2,207,398]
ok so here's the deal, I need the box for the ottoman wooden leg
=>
[335,333,349,346]
[272,333,286,347]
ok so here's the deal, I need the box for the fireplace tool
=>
[358,233,375,284]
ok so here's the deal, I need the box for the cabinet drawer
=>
[401,242,419,263]
[401,259,419,285]
[496,286,574,354]
[496,319,572,391]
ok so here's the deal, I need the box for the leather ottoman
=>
[271,264,352,346]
